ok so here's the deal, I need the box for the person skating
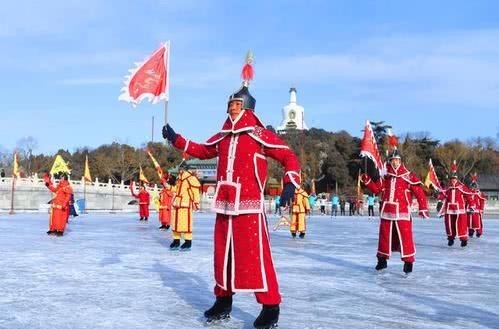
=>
[290,186,310,238]
[361,134,429,274]
[44,172,73,236]
[158,175,175,230]
[438,161,474,247]
[130,181,150,221]
[170,163,200,251]
[162,52,301,328]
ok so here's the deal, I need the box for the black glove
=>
[162,124,178,143]
[45,182,50,187]
[364,158,380,181]
[279,183,296,207]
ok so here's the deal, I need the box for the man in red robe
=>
[438,164,474,247]
[361,147,429,274]
[158,175,175,230]
[130,181,150,221]
[162,54,300,329]
[44,172,73,236]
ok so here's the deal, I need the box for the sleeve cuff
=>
[283,171,301,188]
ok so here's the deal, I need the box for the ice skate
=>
[169,239,180,250]
[180,240,192,251]
[375,256,387,271]
[204,296,232,324]
[403,262,413,274]
[253,304,279,329]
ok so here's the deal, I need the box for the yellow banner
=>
[13,152,20,178]
[84,155,92,182]
[139,165,149,184]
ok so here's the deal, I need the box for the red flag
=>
[119,42,170,106]
[424,158,442,191]
[360,120,384,175]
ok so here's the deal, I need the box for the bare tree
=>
[16,136,38,176]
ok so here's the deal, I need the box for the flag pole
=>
[9,177,16,215]
[164,41,171,128]
[83,179,87,214]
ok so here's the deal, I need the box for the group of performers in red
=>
[361,148,488,275]
[438,168,487,247]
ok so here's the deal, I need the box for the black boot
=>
[165,225,170,230]
[56,231,64,237]
[253,305,279,329]
[159,225,167,230]
[375,256,387,271]
[299,232,305,239]
[468,230,474,237]
[403,262,413,274]
[180,240,192,251]
[291,232,296,238]
[144,217,148,221]
[447,238,454,246]
[46,230,55,235]
[139,217,144,221]
[461,239,467,247]
[204,296,232,322]
[169,239,180,250]
[476,232,482,238]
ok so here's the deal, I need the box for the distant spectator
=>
[308,193,317,215]
[348,198,356,216]
[367,194,376,219]
[0,169,5,178]
[331,194,339,217]
[319,195,327,215]
[274,195,281,215]
[357,198,364,216]
[340,199,346,216]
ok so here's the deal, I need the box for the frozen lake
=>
[0,212,498,329]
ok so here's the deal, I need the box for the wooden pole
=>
[83,180,87,214]
[151,115,155,143]
[9,177,16,214]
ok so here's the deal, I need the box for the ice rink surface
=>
[0,212,498,329]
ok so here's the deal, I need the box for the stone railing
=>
[0,176,213,213]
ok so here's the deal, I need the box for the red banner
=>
[119,42,170,106]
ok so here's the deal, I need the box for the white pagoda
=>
[277,87,308,133]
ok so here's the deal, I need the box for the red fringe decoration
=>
[388,135,398,148]
[241,63,254,82]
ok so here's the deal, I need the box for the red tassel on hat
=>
[451,160,457,173]
[241,51,254,82]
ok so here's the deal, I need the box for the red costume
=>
[158,185,174,227]
[164,52,298,327]
[172,109,300,304]
[438,172,474,245]
[362,162,428,264]
[467,175,487,238]
[130,181,150,220]
[45,176,73,235]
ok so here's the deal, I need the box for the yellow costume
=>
[290,187,310,237]
[171,169,201,249]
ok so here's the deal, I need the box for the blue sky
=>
[1,0,498,155]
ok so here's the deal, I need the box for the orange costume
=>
[130,181,150,220]
[158,183,175,229]
[45,175,73,236]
